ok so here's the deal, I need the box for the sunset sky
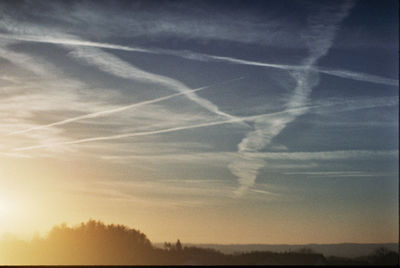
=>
[0,0,398,244]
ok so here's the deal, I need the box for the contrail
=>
[68,47,246,125]
[230,0,356,196]
[200,54,398,86]
[9,76,245,136]
[13,106,314,152]
[12,96,397,152]
[0,33,151,53]
[172,51,397,86]
[317,68,398,86]
[1,33,397,86]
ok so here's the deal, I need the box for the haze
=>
[0,0,398,245]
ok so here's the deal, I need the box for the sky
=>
[0,0,398,244]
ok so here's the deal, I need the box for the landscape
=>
[0,0,398,266]
[0,220,398,265]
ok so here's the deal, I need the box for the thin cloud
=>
[0,33,397,86]
[253,150,398,160]
[0,42,58,77]
[97,149,397,169]
[230,1,356,196]
[1,1,396,201]
[103,149,397,161]
[13,107,313,152]
[283,171,394,177]
[250,189,281,196]
[172,51,398,86]
[0,33,150,52]
[8,77,244,136]
[0,151,32,159]
[11,94,394,153]
[317,68,398,86]
[0,36,227,159]
[67,46,249,131]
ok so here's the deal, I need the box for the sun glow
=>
[0,193,15,218]
[0,200,8,215]
[0,191,34,240]
[0,196,12,235]
[0,167,14,219]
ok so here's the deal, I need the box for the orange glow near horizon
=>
[0,1,398,265]
[0,153,398,245]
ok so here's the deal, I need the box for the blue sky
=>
[0,0,398,244]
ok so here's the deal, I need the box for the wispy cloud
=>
[65,178,235,209]
[11,93,394,155]
[12,106,315,152]
[316,68,398,86]
[0,41,59,77]
[230,1,356,196]
[0,41,102,153]
[68,47,247,125]
[0,0,301,47]
[253,149,398,160]
[1,38,209,160]
[102,149,397,163]
[0,0,396,201]
[0,151,32,159]
[283,171,396,177]
[0,33,150,52]
[8,77,244,136]
[1,35,236,158]
[313,96,398,115]
[1,32,397,87]
[170,51,398,86]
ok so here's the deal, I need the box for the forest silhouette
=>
[0,219,398,265]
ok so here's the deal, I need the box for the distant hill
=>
[155,243,398,258]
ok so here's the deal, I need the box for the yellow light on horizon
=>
[0,195,12,216]
[0,190,23,231]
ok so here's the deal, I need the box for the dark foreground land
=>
[0,220,398,265]
[170,242,398,258]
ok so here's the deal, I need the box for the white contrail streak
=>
[0,33,397,86]
[196,54,398,86]
[13,106,314,152]
[68,46,247,127]
[11,96,397,152]
[0,33,151,53]
[8,77,245,136]
[317,68,398,86]
[230,1,357,196]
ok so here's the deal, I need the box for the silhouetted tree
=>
[367,247,399,265]
[296,247,315,254]
[2,219,397,265]
[164,242,172,250]
[176,239,182,251]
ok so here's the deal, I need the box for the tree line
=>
[0,219,397,265]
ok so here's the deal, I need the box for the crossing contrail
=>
[13,106,313,152]
[9,76,245,136]
[12,96,397,152]
[1,33,397,86]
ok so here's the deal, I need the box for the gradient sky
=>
[0,0,398,244]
